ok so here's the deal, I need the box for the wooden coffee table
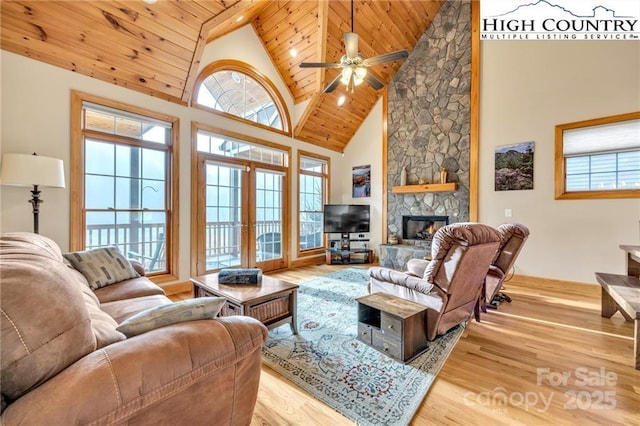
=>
[190,273,298,334]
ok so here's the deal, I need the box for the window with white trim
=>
[555,112,640,199]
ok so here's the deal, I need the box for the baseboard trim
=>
[160,280,192,296]
[290,254,326,269]
[511,274,594,287]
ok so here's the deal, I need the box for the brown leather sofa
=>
[0,232,268,425]
[368,223,501,341]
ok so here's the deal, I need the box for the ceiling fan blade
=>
[323,74,342,94]
[344,32,359,58]
[299,62,342,69]
[364,73,384,91]
[364,50,409,66]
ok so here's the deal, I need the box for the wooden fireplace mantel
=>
[392,182,458,194]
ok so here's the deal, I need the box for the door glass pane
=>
[205,163,243,270]
[256,170,283,261]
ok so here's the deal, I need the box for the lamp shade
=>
[0,153,66,188]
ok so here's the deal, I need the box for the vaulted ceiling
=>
[1,0,443,152]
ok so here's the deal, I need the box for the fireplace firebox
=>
[402,216,449,240]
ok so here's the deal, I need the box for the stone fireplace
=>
[402,215,449,241]
[380,0,471,271]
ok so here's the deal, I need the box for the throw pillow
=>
[63,246,139,290]
[116,297,226,338]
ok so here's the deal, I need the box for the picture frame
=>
[352,165,371,198]
[495,142,534,191]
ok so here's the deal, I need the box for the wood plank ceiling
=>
[1,0,443,152]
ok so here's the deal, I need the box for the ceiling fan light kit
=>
[300,0,408,94]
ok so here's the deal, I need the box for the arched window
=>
[193,60,291,135]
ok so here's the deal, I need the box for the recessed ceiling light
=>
[142,0,156,4]
[337,95,346,107]
[235,15,244,23]
[290,48,297,58]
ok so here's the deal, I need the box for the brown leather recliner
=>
[483,223,530,309]
[368,223,501,341]
[1,232,268,425]
[404,223,530,311]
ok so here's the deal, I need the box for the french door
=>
[195,160,287,275]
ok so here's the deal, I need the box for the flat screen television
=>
[323,204,370,234]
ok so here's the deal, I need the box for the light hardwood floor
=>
[173,265,640,425]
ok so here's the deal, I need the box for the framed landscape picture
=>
[352,165,371,198]
[495,142,534,191]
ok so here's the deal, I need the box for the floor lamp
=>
[0,153,66,234]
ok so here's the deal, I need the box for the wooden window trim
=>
[297,150,330,258]
[70,90,180,283]
[190,121,292,276]
[555,111,640,200]
[192,59,292,137]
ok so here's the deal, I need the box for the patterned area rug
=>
[262,267,464,426]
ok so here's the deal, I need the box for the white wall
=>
[0,29,341,283]
[479,41,640,283]
[336,99,384,257]
[198,25,294,107]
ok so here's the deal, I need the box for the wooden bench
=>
[594,272,640,369]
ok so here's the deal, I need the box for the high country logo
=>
[481,0,640,40]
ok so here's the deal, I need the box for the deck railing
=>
[86,220,285,271]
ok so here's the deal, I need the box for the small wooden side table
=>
[595,272,640,370]
[356,292,429,363]
[190,273,298,334]
[620,245,640,277]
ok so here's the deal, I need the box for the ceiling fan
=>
[300,0,409,94]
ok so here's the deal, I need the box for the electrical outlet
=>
[505,209,512,218]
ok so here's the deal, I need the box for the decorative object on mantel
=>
[387,234,399,245]
[440,167,448,184]
[218,268,262,284]
[418,177,426,185]
[400,166,407,186]
[0,152,66,234]
[495,141,534,191]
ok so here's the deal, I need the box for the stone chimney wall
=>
[386,0,472,246]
